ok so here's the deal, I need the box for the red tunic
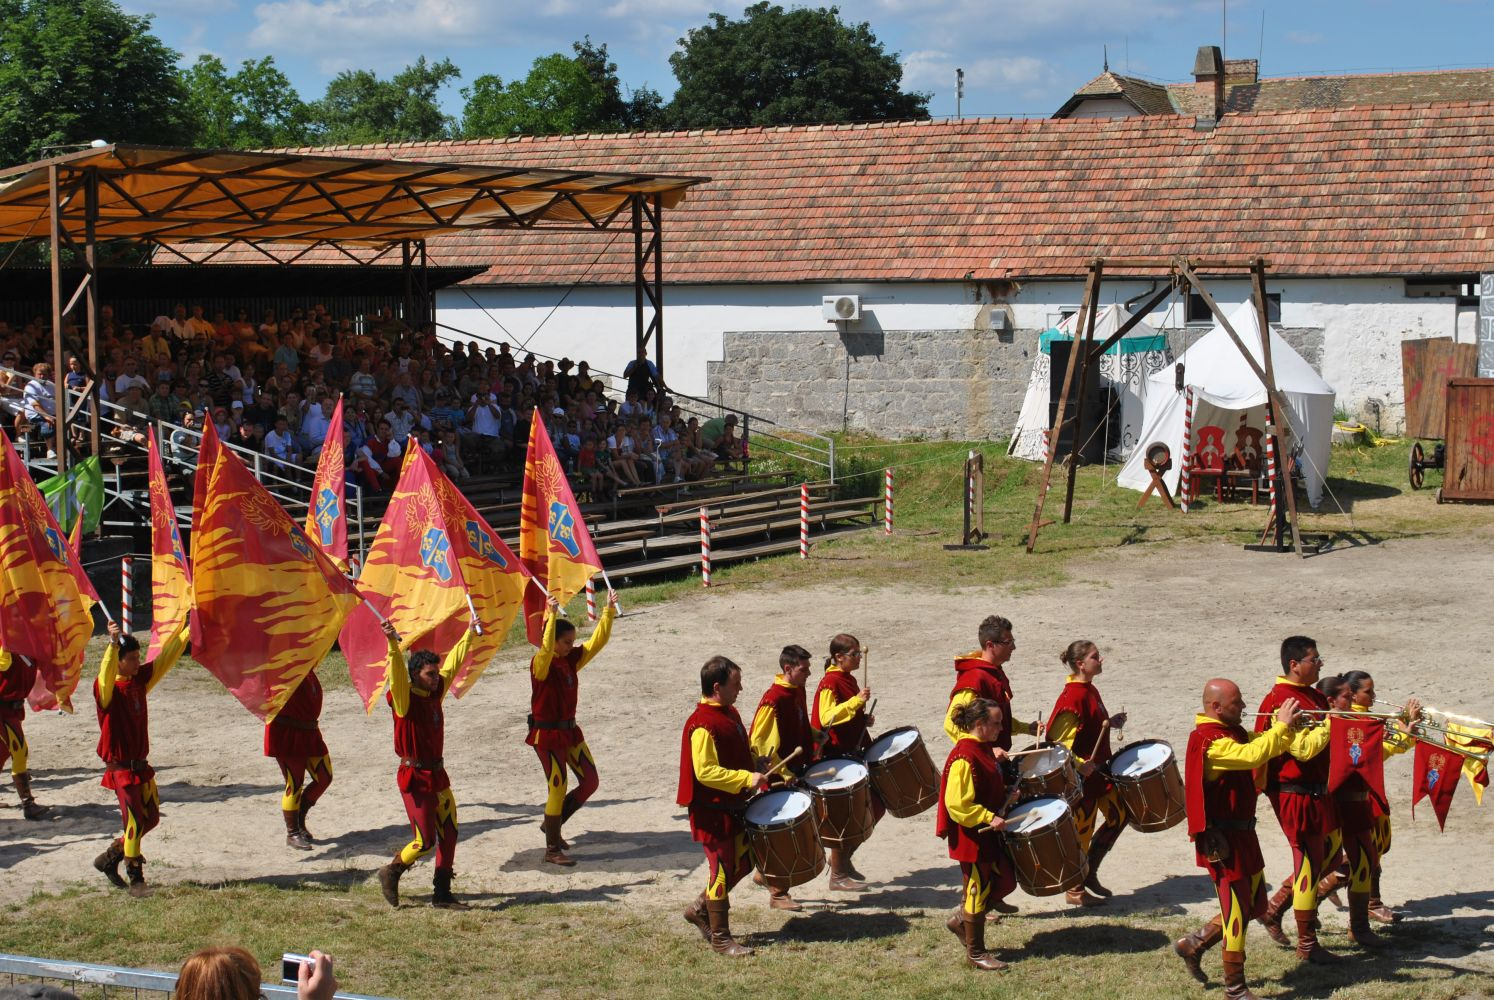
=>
[264,670,327,758]
[389,680,450,794]
[1048,679,1114,797]
[677,701,753,843]
[756,681,814,771]
[936,738,1007,862]
[95,666,155,789]
[1255,680,1335,839]
[952,656,1014,751]
[812,668,869,754]
[1185,719,1266,877]
[0,654,37,726]
[527,648,585,750]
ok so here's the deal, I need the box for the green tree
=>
[461,41,664,137]
[181,55,312,149]
[0,0,193,166]
[572,37,665,132]
[308,56,461,145]
[666,2,929,128]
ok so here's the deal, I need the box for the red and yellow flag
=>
[190,440,360,721]
[339,447,472,712]
[1327,716,1387,811]
[0,434,94,712]
[146,427,192,660]
[188,417,222,650]
[1411,738,1460,831]
[1446,722,1492,805]
[305,397,348,573]
[519,408,602,644]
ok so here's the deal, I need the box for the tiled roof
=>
[1057,72,1181,117]
[184,102,1494,283]
[1168,66,1494,116]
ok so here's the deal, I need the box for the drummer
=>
[936,697,1017,972]
[748,644,818,910]
[1046,640,1129,907]
[811,633,882,890]
[945,616,1040,752]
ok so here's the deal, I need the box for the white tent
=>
[1116,301,1336,508]
[1007,304,1173,461]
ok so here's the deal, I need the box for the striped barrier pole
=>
[585,578,597,622]
[699,507,712,587]
[1179,388,1195,514]
[120,556,133,634]
[799,483,810,559]
[883,467,893,536]
[967,450,977,527]
[1265,402,1278,521]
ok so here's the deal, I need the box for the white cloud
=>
[247,0,503,54]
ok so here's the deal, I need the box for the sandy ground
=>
[3,534,1493,976]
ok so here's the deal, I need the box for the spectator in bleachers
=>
[21,363,57,456]
[113,357,150,398]
[353,418,401,493]
[111,385,149,448]
[302,396,334,463]
[264,415,303,470]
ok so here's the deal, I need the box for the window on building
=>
[1186,292,1280,324]
[1405,276,1478,305]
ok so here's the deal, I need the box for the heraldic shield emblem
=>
[547,500,581,559]
[420,527,453,582]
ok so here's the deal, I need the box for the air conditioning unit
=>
[822,294,861,322]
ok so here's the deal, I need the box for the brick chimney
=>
[1192,45,1225,122]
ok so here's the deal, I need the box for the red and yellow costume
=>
[264,669,332,824]
[528,605,614,819]
[678,698,759,901]
[0,647,46,818]
[944,653,1038,749]
[812,664,885,833]
[1332,715,1412,895]
[936,736,1016,916]
[1255,678,1334,918]
[94,625,188,861]
[749,674,815,775]
[386,630,475,874]
[1047,675,1128,867]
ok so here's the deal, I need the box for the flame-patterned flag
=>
[520,408,602,644]
[146,428,192,660]
[190,441,360,721]
[1411,738,1460,831]
[339,447,472,712]
[305,397,348,573]
[188,417,222,650]
[1327,715,1387,810]
[0,434,94,712]
[1445,722,1492,805]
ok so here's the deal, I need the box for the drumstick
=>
[1116,706,1126,743]
[862,644,870,690]
[976,784,1026,833]
[1087,721,1110,762]
[866,697,877,717]
[766,746,804,779]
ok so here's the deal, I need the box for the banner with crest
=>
[146,427,193,660]
[519,409,602,644]
[305,396,349,574]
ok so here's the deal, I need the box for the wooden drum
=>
[802,757,875,850]
[1107,739,1186,833]
[864,727,939,818]
[743,787,825,890]
[1002,796,1087,896]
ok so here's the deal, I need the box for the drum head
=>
[1018,744,1070,778]
[866,727,920,762]
[1005,796,1070,835]
[744,789,812,826]
[1111,740,1173,778]
[804,758,869,789]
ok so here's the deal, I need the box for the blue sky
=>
[126,0,1494,121]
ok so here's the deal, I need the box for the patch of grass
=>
[0,884,1479,999]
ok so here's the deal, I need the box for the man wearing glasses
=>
[944,615,1040,752]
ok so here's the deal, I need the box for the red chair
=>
[1228,426,1264,504]
[1188,425,1228,503]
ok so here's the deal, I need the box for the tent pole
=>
[1027,259,1100,552]
[1251,258,1305,557]
[1062,269,1104,522]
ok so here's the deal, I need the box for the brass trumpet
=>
[1408,726,1491,766]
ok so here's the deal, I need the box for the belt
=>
[105,759,150,772]
[271,716,319,731]
[527,715,577,730]
[1338,790,1369,802]
[400,757,444,770]
[1277,782,1328,797]
[0,699,23,712]
[1210,818,1257,832]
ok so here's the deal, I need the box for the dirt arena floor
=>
[4,535,1493,981]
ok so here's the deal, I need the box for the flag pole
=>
[464,591,485,635]
[599,568,622,614]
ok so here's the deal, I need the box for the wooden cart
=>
[1438,378,1494,503]
[1401,338,1477,490]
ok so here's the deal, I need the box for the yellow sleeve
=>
[1204,722,1293,776]
[817,684,866,730]
[143,623,190,694]
[439,628,476,685]
[1287,719,1331,762]
[1383,725,1415,757]
[1012,715,1039,737]
[1048,710,1082,759]
[748,703,780,764]
[0,649,11,672]
[690,726,755,794]
[944,689,975,743]
[96,641,121,710]
[944,757,996,828]
[387,638,410,718]
[532,612,557,681]
[574,603,615,671]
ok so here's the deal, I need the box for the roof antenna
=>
[1103,44,1109,72]
[1258,10,1266,68]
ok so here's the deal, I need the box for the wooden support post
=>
[1251,259,1305,557]
[1062,280,1102,523]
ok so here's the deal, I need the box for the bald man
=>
[1176,679,1301,1000]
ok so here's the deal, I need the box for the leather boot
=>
[1317,865,1348,909]
[125,858,151,899]
[827,848,866,891]
[297,802,315,842]
[555,793,579,849]
[705,899,753,957]
[432,868,470,910]
[1294,910,1340,964]
[1259,881,1294,948]
[378,857,411,907]
[541,814,575,866]
[1347,891,1386,948]
[1367,871,1400,924]
[93,838,126,888]
[284,809,313,851]
[682,893,710,942]
[1174,915,1223,985]
[767,886,801,911]
[1084,834,1116,897]
[1220,950,1258,1000]
[1066,886,1106,907]
[13,772,48,820]
[946,908,966,944]
[841,846,869,882]
[962,912,1008,971]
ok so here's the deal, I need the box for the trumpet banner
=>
[1411,738,1460,831]
[1445,722,1492,805]
[1327,716,1387,811]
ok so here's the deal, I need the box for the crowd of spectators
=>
[0,304,746,499]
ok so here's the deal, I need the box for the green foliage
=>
[461,39,664,138]
[307,56,461,145]
[0,0,193,166]
[666,2,930,128]
[180,55,312,150]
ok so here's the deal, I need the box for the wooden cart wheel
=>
[1435,487,1444,504]
[1409,442,1425,490]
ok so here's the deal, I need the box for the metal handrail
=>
[0,952,395,999]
